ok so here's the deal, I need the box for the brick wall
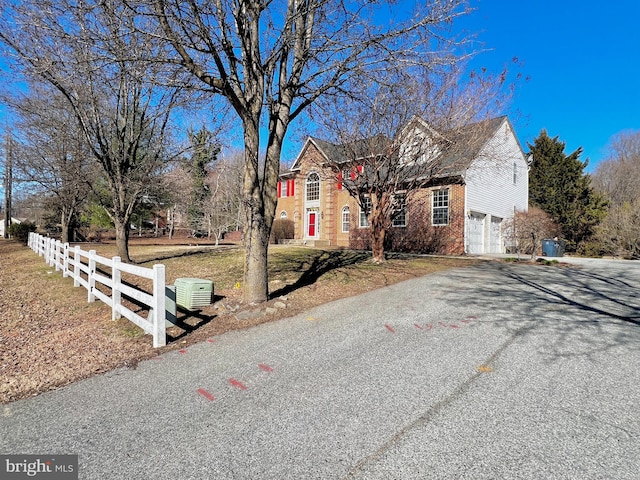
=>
[350,183,466,255]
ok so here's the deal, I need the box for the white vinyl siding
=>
[464,119,528,254]
[465,121,528,220]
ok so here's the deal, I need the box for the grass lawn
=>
[0,238,479,403]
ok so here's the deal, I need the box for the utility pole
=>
[3,134,13,239]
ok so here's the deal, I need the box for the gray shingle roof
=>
[435,116,508,177]
[289,116,509,180]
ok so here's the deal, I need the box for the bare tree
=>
[505,207,560,260]
[204,152,245,245]
[591,130,640,257]
[7,83,95,243]
[592,200,640,258]
[593,130,640,206]
[0,0,183,262]
[162,162,192,238]
[152,0,477,302]
[313,67,512,261]
[2,134,13,239]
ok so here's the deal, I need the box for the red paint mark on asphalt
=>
[466,315,478,319]
[179,349,187,354]
[385,324,396,333]
[414,323,423,330]
[450,324,460,329]
[207,338,216,343]
[197,389,215,401]
[258,364,274,373]
[152,356,162,361]
[229,378,248,390]
[438,322,448,328]
[460,320,470,324]
[425,323,433,330]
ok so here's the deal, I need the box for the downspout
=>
[462,173,469,254]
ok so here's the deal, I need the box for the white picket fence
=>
[28,232,167,347]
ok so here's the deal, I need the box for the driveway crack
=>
[342,323,534,479]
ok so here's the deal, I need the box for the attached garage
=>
[467,213,485,254]
[489,216,503,253]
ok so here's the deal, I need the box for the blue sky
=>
[461,0,640,172]
[2,1,638,176]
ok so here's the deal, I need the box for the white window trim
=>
[341,206,350,233]
[432,188,449,226]
[392,193,407,228]
[306,172,320,203]
[359,197,371,228]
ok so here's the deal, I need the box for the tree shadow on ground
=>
[121,280,222,343]
[165,301,221,342]
[502,266,640,326]
[134,245,240,264]
[441,261,640,362]
[270,250,371,299]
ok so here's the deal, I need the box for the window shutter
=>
[337,171,343,190]
[350,169,356,180]
[357,165,364,174]
[287,179,294,196]
[277,181,282,198]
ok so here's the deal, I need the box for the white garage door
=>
[489,217,502,253]
[467,213,485,254]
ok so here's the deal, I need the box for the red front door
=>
[308,212,316,237]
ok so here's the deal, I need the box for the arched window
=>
[306,172,320,201]
[341,206,350,232]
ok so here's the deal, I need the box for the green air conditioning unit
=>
[175,278,214,310]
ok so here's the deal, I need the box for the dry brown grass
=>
[0,237,478,403]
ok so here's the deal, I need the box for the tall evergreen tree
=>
[528,130,608,250]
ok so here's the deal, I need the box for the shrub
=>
[7,222,37,245]
[270,219,294,244]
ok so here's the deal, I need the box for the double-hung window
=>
[432,188,449,226]
[392,194,406,227]
[306,173,320,202]
[359,196,372,228]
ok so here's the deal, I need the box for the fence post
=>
[73,246,81,287]
[112,257,122,321]
[44,237,50,264]
[88,250,96,303]
[49,238,55,267]
[62,243,70,277]
[151,264,167,348]
[54,240,62,271]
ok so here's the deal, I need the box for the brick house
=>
[276,116,529,255]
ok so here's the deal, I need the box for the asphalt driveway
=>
[2,258,639,479]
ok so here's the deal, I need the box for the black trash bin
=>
[541,239,565,257]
